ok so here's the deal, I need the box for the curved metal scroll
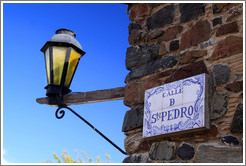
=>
[55,106,127,155]
[55,107,65,119]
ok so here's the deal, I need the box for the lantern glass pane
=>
[45,48,50,84]
[64,48,81,87]
[52,46,67,85]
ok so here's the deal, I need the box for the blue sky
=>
[2,3,130,163]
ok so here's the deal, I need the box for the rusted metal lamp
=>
[41,28,85,105]
[40,29,127,155]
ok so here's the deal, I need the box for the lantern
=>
[41,29,85,105]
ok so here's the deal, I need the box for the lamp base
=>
[45,85,71,106]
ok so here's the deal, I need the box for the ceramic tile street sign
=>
[143,73,210,138]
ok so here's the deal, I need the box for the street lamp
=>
[40,29,127,155]
[41,29,85,105]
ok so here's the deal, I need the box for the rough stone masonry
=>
[122,3,243,163]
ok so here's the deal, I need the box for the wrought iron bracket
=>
[55,105,127,155]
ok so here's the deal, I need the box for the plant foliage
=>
[42,150,111,163]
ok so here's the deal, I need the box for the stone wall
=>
[122,3,243,163]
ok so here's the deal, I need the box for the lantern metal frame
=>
[41,29,85,105]
[40,29,127,155]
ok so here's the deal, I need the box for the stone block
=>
[212,64,230,86]
[146,5,175,31]
[216,21,239,37]
[169,40,179,52]
[149,141,176,160]
[219,136,239,146]
[166,60,208,83]
[180,20,211,50]
[179,3,205,23]
[210,92,229,120]
[156,55,179,71]
[160,25,183,41]
[196,143,243,163]
[129,30,142,45]
[128,23,143,45]
[211,36,243,60]
[156,68,176,79]
[125,44,160,70]
[141,140,150,151]
[227,8,242,22]
[124,82,139,107]
[122,153,150,163]
[147,30,164,41]
[129,22,141,31]
[129,3,150,21]
[231,103,243,133]
[212,17,222,27]
[177,143,195,160]
[122,107,144,132]
[159,42,168,55]
[213,3,238,14]
[180,50,207,64]
[125,55,178,83]
[225,80,243,92]
[124,132,143,154]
